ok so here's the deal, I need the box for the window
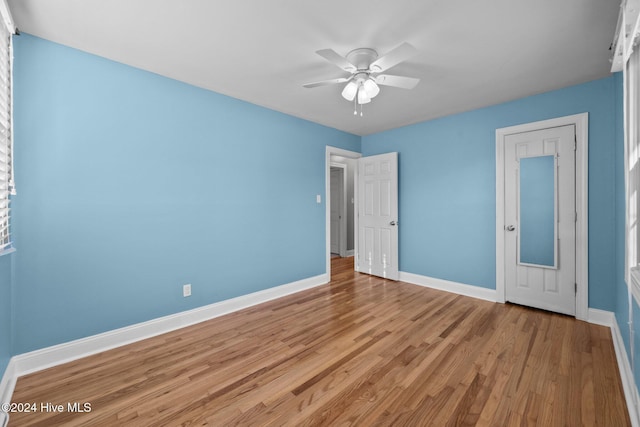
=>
[626,46,640,300]
[612,3,640,295]
[0,4,12,255]
[614,5,640,418]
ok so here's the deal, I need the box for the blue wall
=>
[362,77,620,311]
[11,35,360,353]
[0,252,11,377]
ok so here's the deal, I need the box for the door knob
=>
[506,225,515,231]
[390,220,398,226]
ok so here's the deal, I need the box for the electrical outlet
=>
[183,284,191,297]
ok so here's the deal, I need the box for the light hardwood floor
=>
[9,257,630,426]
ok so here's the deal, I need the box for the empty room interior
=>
[1,0,640,425]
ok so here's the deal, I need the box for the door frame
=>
[330,162,348,257]
[495,113,588,320]
[326,146,361,276]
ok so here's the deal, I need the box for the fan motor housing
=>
[346,48,378,71]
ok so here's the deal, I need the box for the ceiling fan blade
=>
[374,74,420,89]
[316,49,357,72]
[303,77,351,88]
[369,42,417,73]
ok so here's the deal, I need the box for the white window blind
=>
[0,8,12,254]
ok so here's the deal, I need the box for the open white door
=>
[357,152,399,280]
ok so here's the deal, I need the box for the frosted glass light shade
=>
[357,83,371,104]
[341,81,358,101]
[363,78,380,98]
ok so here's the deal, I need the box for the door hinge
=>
[575,283,577,294]
[575,211,578,223]
[574,135,577,151]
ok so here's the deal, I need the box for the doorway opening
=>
[326,146,361,277]
[330,164,347,258]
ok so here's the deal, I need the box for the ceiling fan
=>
[303,43,420,116]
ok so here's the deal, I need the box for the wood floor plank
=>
[7,257,631,426]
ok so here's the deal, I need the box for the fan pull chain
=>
[352,87,364,117]
[352,86,365,117]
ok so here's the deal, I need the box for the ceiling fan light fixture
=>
[305,43,419,116]
[341,80,358,101]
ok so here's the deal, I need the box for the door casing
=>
[495,113,589,320]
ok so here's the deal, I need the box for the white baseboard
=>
[0,273,329,405]
[399,271,497,302]
[346,250,355,257]
[587,308,616,327]
[588,308,639,426]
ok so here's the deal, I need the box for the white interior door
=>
[358,152,399,280]
[505,125,576,315]
[330,167,343,255]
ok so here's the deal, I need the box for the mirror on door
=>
[518,155,557,269]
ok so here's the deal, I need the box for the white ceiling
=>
[7,0,619,136]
